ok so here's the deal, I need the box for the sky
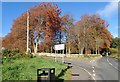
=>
[2,1,118,38]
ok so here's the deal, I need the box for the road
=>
[54,56,120,81]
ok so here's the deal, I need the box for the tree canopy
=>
[2,2,112,54]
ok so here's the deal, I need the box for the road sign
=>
[54,44,65,50]
[54,44,65,63]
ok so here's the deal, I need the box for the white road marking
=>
[74,65,96,80]
[91,60,96,81]
[92,66,96,79]
[107,57,120,72]
[93,73,96,76]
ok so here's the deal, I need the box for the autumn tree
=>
[2,3,111,55]
[2,3,61,53]
[2,13,27,52]
[61,14,74,54]
[29,3,61,53]
[72,14,111,54]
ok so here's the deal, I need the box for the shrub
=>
[2,49,34,59]
[2,48,10,58]
[109,48,118,54]
[9,49,19,57]
[20,52,34,58]
[83,54,90,58]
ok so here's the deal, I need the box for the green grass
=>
[0,64,2,82]
[2,57,71,80]
[110,54,120,60]
[109,48,120,60]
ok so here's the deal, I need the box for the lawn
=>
[2,57,71,81]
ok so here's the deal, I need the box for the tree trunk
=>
[32,42,35,53]
[35,42,38,54]
[68,43,71,54]
[95,39,97,54]
[51,46,52,54]
[83,26,86,54]
[78,34,80,54]
[81,47,84,54]
[66,46,67,54]
[68,32,71,54]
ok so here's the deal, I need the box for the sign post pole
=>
[54,44,65,63]
[55,50,56,62]
[62,50,64,63]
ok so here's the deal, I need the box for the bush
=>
[9,49,19,57]
[2,49,34,59]
[109,48,118,54]
[12,52,34,59]
[20,52,34,58]
[2,48,10,58]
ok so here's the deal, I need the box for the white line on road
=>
[75,65,96,80]
[107,57,120,72]
[92,66,96,79]
[93,73,96,76]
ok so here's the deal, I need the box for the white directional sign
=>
[54,44,65,50]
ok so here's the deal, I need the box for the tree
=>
[2,3,62,53]
[2,13,27,52]
[61,14,74,54]
[110,37,120,48]
[73,21,85,54]
[72,14,111,54]
[2,3,112,55]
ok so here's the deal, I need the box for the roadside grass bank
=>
[0,64,2,81]
[2,57,71,80]
[109,48,119,60]
[109,54,120,60]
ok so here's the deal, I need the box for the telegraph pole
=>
[26,11,29,53]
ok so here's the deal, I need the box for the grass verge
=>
[2,57,71,80]
[109,54,120,60]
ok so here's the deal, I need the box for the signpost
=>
[54,44,65,50]
[54,44,65,63]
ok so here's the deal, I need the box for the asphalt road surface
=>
[64,56,120,81]
[53,56,120,81]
